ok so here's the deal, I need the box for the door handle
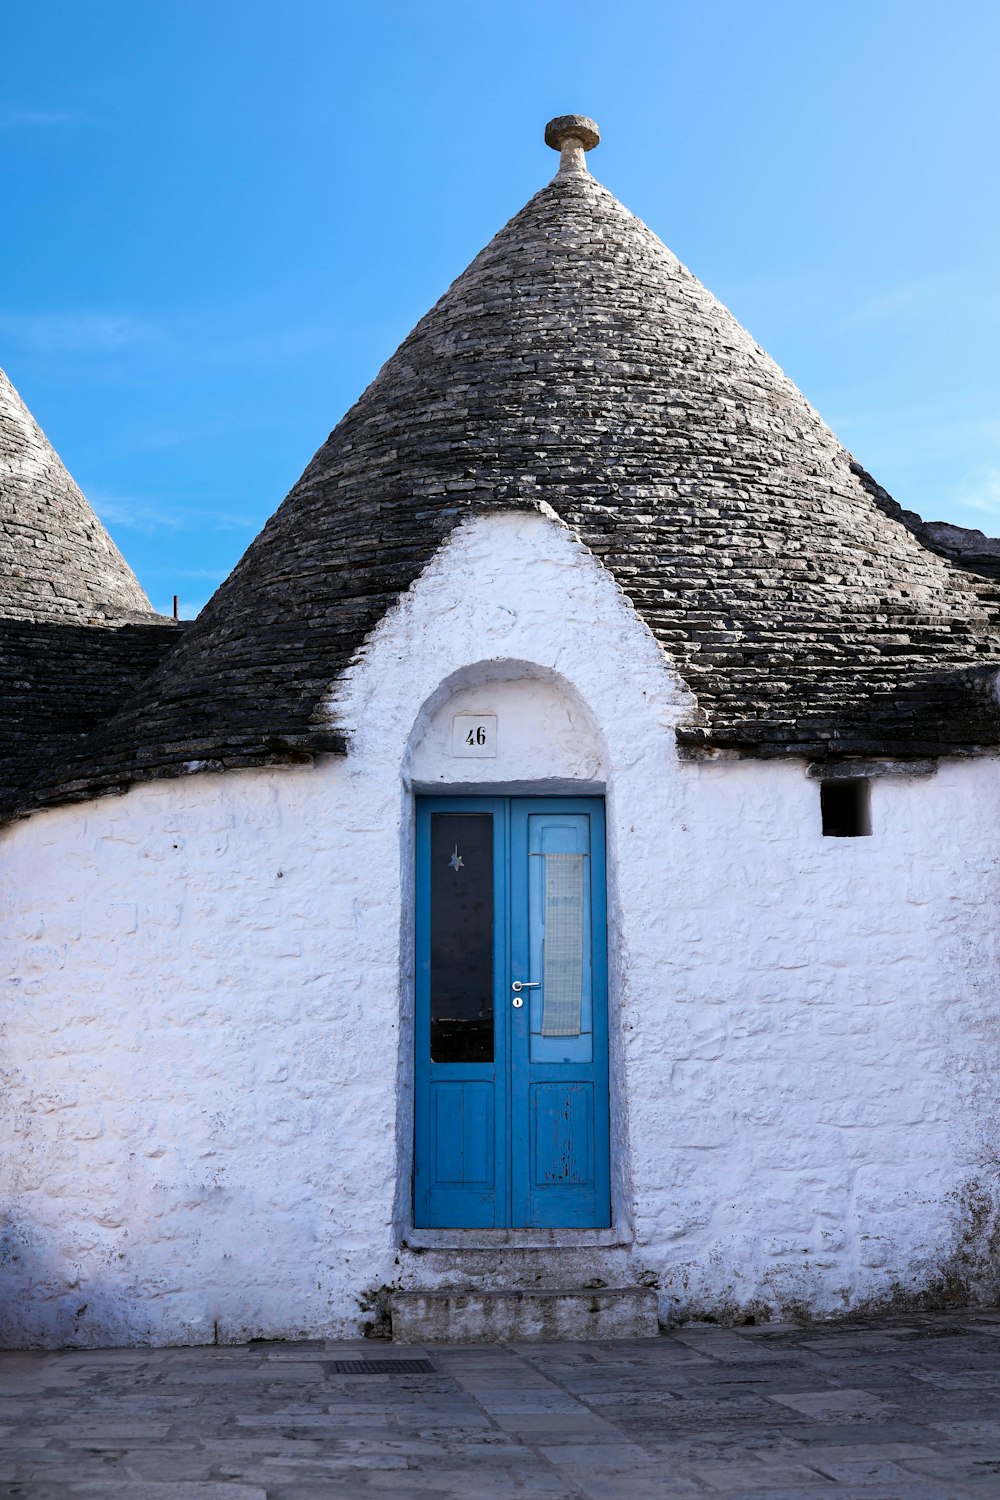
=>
[511,981,540,993]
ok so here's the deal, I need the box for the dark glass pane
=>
[430,813,494,1063]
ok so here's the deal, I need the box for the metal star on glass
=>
[449,845,464,872]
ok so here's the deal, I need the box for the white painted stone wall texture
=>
[2,510,1000,1347]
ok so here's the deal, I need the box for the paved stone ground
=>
[2,1309,1000,1498]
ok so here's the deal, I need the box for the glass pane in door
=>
[540,853,586,1036]
[429,812,494,1063]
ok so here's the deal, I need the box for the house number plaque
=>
[452,714,497,758]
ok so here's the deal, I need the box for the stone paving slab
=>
[3,1310,1000,1495]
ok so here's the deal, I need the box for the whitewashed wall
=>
[2,508,1000,1347]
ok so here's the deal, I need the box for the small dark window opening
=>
[820,779,871,837]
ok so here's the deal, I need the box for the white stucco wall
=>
[2,508,1000,1347]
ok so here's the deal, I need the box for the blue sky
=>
[2,0,999,617]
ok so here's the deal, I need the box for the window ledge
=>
[403,1227,631,1250]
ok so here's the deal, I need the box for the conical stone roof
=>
[18,120,1000,814]
[1,366,153,622]
[0,367,179,811]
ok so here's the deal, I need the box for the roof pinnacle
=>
[544,114,600,178]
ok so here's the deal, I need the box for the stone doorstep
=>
[390,1286,660,1344]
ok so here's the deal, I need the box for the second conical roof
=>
[0,366,153,622]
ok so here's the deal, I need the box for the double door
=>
[414,796,609,1228]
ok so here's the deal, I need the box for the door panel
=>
[510,800,610,1228]
[433,1082,493,1184]
[428,1078,495,1236]
[415,799,507,1229]
[415,795,608,1229]
[532,1082,593,1186]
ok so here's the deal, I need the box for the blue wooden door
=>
[414,796,609,1229]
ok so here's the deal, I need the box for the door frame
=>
[412,792,611,1231]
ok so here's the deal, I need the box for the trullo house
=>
[3,116,1000,1348]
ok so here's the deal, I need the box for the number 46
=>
[465,726,488,746]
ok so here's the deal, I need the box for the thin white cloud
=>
[0,107,75,129]
[0,311,164,354]
[719,270,973,341]
[840,278,952,330]
[223,325,341,361]
[91,494,256,536]
[833,412,1000,467]
[91,498,184,535]
[0,305,346,364]
[952,467,1000,520]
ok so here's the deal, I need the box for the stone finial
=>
[544,115,600,178]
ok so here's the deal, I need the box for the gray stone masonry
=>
[391,1287,659,1342]
[0,367,153,624]
[0,367,180,815]
[4,1309,1000,1495]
